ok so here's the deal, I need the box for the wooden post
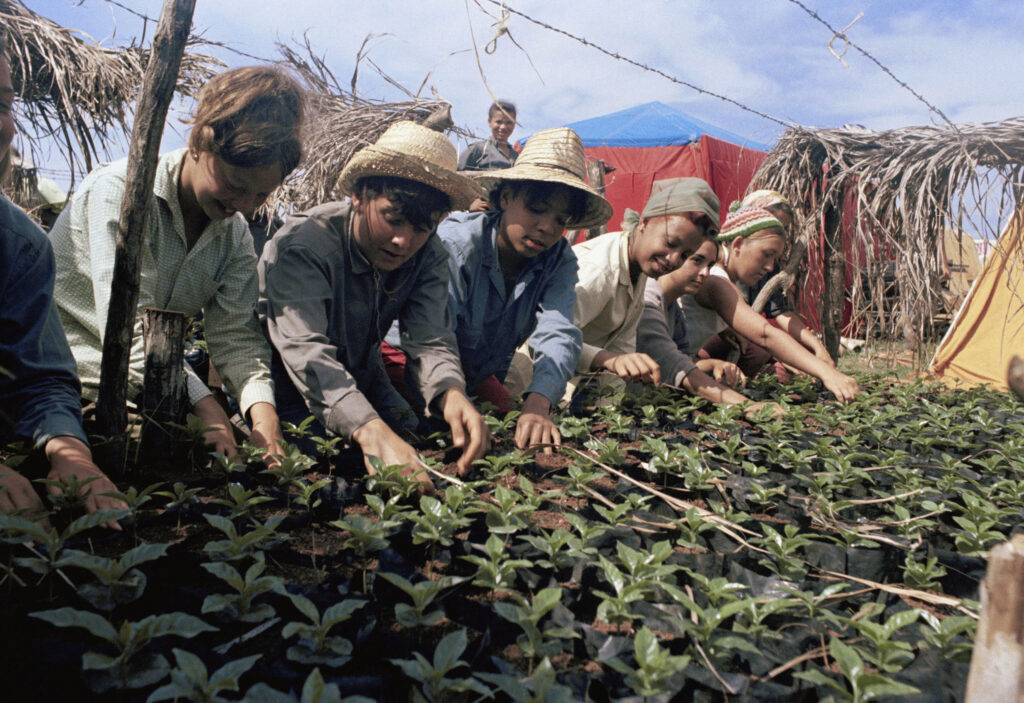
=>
[821,198,844,362]
[586,159,608,241]
[965,533,1024,703]
[94,0,196,473]
[137,308,188,468]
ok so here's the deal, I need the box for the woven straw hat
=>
[337,121,484,211]
[472,127,612,229]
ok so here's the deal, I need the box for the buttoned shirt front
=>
[259,201,465,438]
[438,210,581,405]
[572,230,648,373]
[48,148,275,416]
[1,196,88,447]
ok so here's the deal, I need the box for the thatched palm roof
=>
[269,39,472,214]
[752,116,1024,344]
[2,0,220,185]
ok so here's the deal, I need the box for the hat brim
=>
[337,146,484,212]
[472,165,613,230]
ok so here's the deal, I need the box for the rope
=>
[480,0,792,129]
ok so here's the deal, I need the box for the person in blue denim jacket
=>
[388,128,611,451]
[0,34,124,526]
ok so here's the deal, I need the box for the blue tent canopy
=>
[522,101,770,151]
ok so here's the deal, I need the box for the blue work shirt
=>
[0,196,88,448]
[437,210,581,405]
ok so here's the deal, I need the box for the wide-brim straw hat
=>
[472,127,613,229]
[337,121,484,212]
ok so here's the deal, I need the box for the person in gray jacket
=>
[259,122,490,485]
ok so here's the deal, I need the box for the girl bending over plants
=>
[637,239,782,414]
[680,208,860,402]
[49,65,307,469]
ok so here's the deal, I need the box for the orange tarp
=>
[929,214,1024,391]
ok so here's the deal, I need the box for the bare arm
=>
[697,277,859,402]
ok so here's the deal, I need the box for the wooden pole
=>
[94,0,196,473]
[965,533,1024,703]
[137,308,188,468]
[821,197,844,362]
[585,159,608,241]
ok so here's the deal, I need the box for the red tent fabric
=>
[585,135,767,231]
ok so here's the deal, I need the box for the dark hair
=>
[765,202,795,225]
[187,65,306,177]
[488,101,517,120]
[488,180,588,226]
[353,175,452,232]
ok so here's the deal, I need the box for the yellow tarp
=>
[930,214,1024,391]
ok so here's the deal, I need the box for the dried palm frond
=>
[751,117,1024,351]
[2,0,221,186]
[267,34,473,214]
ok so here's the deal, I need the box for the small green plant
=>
[241,667,373,703]
[518,529,582,572]
[476,656,575,702]
[282,594,367,667]
[839,605,920,673]
[30,607,216,693]
[795,636,919,702]
[901,553,947,591]
[389,629,491,702]
[203,514,287,562]
[330,513,398,592]
[377,572,467,628]
[209,483,274,520]
[36,472,105,513]
[494,587,577,673]
[148,649,261,703]
[584,437,626,466]
[155,482,203,528]
[364,456,421,500]
[463,534,532,591]
[603,626,690,699]
[480,484,534,535]
[756,523,812,580]
[3,509,128,580]
[409,494,473,548]
[59,542,169,610]
[484,410,522,436]
[282,415,318,440]
[201,553,283,623]
[917,612,975,662]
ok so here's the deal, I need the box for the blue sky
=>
[25,0,1024,189]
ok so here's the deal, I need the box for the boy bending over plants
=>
[557,179,721,402]
[49,66,306,468]
[0,30,124,524]
[384,127,609,451]
[259,122,490,486]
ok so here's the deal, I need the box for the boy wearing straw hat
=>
[385,127,611,451]
[259,121,490,483]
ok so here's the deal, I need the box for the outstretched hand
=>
[440,387,491,476]
[515,393,561,453]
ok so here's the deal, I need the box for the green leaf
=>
[633,626,658,668]
[137,612,218,641]
[433,628,468,673]
[288,594,323,625]
[301,668,343,703]
[30,607,119,644]
[120,542,170,571]
[322,599,366,629]
[829,636,862,681]
[209,653,262,690]
[532,587,563,616]
[859,673,921,700]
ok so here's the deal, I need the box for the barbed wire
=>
[784,0,958,132]
[480,0,792,129]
